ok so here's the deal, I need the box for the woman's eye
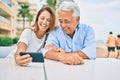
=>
[40,17,44,20]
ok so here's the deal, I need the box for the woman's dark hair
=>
[34,6,56,33]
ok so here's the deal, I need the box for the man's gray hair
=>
[58,1,80,18]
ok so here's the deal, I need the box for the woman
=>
[14,6,56,66]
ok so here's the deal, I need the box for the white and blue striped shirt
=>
[42,23,96,59]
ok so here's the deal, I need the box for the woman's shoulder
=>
[22,28,33,34]
[18,29,34,43]
[23,28,33,32]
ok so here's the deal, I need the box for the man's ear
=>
[77,16,80,22]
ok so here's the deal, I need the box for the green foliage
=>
[18,3,30,17]
[27,13,34,27]
[18,3,30,29]
[46,0,56,10]
[0,35,13,46]
[13,37,19,44]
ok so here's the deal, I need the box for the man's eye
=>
[59,21,62,23]
[64,21,70,23]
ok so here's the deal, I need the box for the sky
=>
[29,0,120,43]
[74,0,120,43]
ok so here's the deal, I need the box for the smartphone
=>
[20,52,44,62]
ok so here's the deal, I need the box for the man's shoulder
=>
[54,26,61,30]
[49,26,64,37]
[79,23,91,27]
[51,26,62,33]
[108,35,116,39]
[78,23,93,31]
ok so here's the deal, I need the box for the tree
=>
[46,0,56,10]
[27,13,34,27]
[18,3,30,29]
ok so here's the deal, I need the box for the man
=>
[116,34,120,59]
[106,32,116,58]
[42,1,96,65]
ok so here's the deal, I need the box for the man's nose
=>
[61,23,66,28]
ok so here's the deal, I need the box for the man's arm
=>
[80,26,96,59]
[44,49,60,61]
[45,49,84,65]
[66,51,89,59]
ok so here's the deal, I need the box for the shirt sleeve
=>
[81,26,96,59]
[17,29,31,46]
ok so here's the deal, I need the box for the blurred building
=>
[0,0,37,37]
[0,0,75,37]
[16,0,37,37]
[0,0,18,37]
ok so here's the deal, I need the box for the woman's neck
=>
[35,31,45,39]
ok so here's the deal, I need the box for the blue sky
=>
[29,0,120,43]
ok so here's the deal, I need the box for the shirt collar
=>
[75,23,80,32]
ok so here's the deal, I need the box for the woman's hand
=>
[15,53,32,66]
[15,42,32,66]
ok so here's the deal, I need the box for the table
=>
[0,59,45,80]
[0,58,120,80]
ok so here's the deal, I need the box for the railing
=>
[0,0,13,14]
[1,0,12,8]
[0,16,11,25]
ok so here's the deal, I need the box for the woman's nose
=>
[43,19,47,24]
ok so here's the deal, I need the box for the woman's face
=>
[37,10,51,32]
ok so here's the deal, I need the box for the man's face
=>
[59,10,79,37]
